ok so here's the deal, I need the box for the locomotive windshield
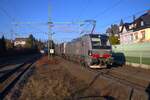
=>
[91,35,111,49]
[91,37,101,49]
[100,36,111,49]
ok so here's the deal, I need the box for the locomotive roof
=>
[83,33,107,36]
[66,34,108,44]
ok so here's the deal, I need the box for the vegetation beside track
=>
[19,56,102,100]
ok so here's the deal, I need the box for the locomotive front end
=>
[88,34,113,68]
[88,49,113,68]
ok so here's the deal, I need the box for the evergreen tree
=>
[25,34,36,49]
[6,40,14,49]
[120,19,124,26]
[0,35,6,52]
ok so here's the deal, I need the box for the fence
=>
[112,42,150,68]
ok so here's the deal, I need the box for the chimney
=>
[147,10,150,15]
[133,15,136,22]
[133,15,136,28]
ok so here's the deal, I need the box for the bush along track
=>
[19,56,104,100]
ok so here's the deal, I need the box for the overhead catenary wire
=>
[0,6,14,21]
[14,23,48,37]
[92,0,123,19]
[98,9,149,32]
[0,5,18,40]
[0,3,18,25]
[76,0,90,20]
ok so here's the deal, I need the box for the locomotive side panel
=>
[65,42,72,60]
[78,35,91,65]
[56,34,113,68]
[55,44,60,55]
[65,35,91,63]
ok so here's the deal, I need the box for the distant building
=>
[14,38,27,47]
[119,10,150,44]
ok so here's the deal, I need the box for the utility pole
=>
[48,1,55,60]
[10,23,15,43]
[10,29,13,43]
[48,1,52,60]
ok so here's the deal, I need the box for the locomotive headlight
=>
[99,54,102,58]
[88,50,92,56]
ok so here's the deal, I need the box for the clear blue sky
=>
[0,0,150,42]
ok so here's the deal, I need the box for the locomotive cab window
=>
[100,37,111,49]
[91,37,101,49]
[91,35,111,49]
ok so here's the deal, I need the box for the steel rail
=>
[0,55,40,99]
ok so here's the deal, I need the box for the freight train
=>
[55,34,113,68]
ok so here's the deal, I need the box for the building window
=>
[130,34,133,41]
[134,33,138,40]
[141,31,145,40]
[141,21,144,26]
[135,35,138,40]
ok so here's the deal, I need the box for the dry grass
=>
[19,56,99,100]
[36,56,60,65]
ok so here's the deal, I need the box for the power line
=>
[98,9,149,29]
[92,0,122,19]
[0,5,17,41]
[0,6,14,21]
[76,0,89,20]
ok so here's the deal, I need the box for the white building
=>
[14,38,27,47]
[119,11,150,44]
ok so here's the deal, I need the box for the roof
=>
[141,13,150,25]
[120,11,150,33]
[15,38,27,41]
[122,23,132,32]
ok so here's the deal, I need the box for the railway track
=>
[0,64,9,69]
[103,71,147,91]
[84,67,150,99]
[61,56,150,98]
[88,67,149,92]
[62,56,149,92]
[0,55,40,99]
